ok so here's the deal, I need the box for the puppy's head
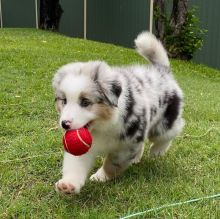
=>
[52,61,121,130]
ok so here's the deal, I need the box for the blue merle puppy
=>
[52,31,184,194]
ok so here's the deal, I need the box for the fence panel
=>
[87,0,150,48]
[59,0,84,38]
[0,1,2,28]
[1,0,37,28]
[190,0,220,69]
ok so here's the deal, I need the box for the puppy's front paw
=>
[55,179,80,194]
[90,167,110,182]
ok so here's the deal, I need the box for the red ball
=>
[63,127,93,156]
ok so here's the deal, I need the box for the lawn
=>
[0,29,220,219]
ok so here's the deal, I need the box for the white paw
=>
[149,149,163,157]
[131,156,142,164]
[131,149,144,164]
[149,144,167,158]
[55,179,80,194]
[89,167,110,182]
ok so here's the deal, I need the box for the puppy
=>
[52,32,184,194]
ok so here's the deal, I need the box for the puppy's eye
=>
[62,98,67,105]
[80,98,92,107]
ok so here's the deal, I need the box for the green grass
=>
[0,28,220,219]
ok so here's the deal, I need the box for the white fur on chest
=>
[90,123,122,155]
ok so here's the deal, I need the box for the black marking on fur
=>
[135,109,147,143]
[136,135,144,143]
[121,108,147,143]
[111,81,122,97]
[158,97,162,107]
[164,92,180,129]
[123,88,135,122]
[125,117,140,138]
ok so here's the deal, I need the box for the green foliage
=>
[166,8,206,59]
[154,7,207,60]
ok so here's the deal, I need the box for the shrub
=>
[154,6,207,60]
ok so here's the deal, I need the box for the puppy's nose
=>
[61,120,71,130]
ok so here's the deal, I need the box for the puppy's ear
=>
[96,79,122,107]
[93,62,122,107]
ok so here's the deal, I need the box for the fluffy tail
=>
[134,31,170,67]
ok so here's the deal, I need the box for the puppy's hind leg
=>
[90,154,130,182]
[149,118,184,158]
[90,144,144,182]
[149,139,171,157]
[131,143,145,164]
